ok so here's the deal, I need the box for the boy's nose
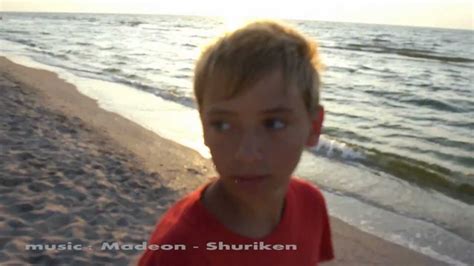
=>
[235,131,263,163]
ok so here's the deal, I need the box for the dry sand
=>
[0,57,446,265]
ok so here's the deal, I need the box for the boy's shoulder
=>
[289,176,326,204]
[138,185,208,266]
[287,177,330,223]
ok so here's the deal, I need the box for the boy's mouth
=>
[233,175,269,184]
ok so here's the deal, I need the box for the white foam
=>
[313,136,365,160]
[320,189,473,266]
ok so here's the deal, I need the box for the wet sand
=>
[0,57,446,265]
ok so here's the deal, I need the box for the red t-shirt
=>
[138,177,334,266]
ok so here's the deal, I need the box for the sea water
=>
[1,12,473,265]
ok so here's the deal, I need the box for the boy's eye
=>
[264,118,286,130]
[210,121,231,132]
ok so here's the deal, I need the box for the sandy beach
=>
[0,56,447,265]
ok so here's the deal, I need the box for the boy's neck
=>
[201,179,286,239]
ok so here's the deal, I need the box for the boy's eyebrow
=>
[206,108,237,116]
[206,106,294,116]
[261,106,294,114]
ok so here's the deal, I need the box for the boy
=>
[138,20,333,266]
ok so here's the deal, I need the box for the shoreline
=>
[0,56,447,265]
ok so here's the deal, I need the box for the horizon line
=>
[1,10,473,31]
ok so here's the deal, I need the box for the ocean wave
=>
[76,42,92,46]
[103,67,121,74]
[137,67,162,73]
[442,96,474,111]
[372,37,390,43]
[424,136,474,151]
[328,43,474,63]
[172,74,191,79]
[359,65,374,70]
[112,54,131,62]
[182,43,197,48]
[173,23,192,28]
[4,30,30,35]
[447,120,474,129]
[363,148,474,204]
[363,89,404,98]
[323,127,373,143]
[26,47,69,60]
[178,67,192,72]
[119,20,143,27]
[325,110,372,121]
[328,66,357,73]
[381,133,473,152]
[110,77,198,109]
[313,137,366,160]
[376,122,414,131]
[100,68,144,82]
[404,83,441,89]
[396,49,474,63]
[48,15,98,23]
[369,90,466,113]
[14,39,37,48]
[393,143,474,169]
[125,74,139,79]
[99,46,114,51]
[311,134,474,204]
[401,97,463,113]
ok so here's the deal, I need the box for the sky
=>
[2,0,473,30]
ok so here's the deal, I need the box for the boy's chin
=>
[218,174,290,196]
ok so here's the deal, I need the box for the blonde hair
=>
[193,20,323,113]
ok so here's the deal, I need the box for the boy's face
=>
[200,69,323,198]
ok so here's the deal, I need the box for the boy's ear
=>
[200,116,210,148]
[306,105,324,147]
[200,115,211,148]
